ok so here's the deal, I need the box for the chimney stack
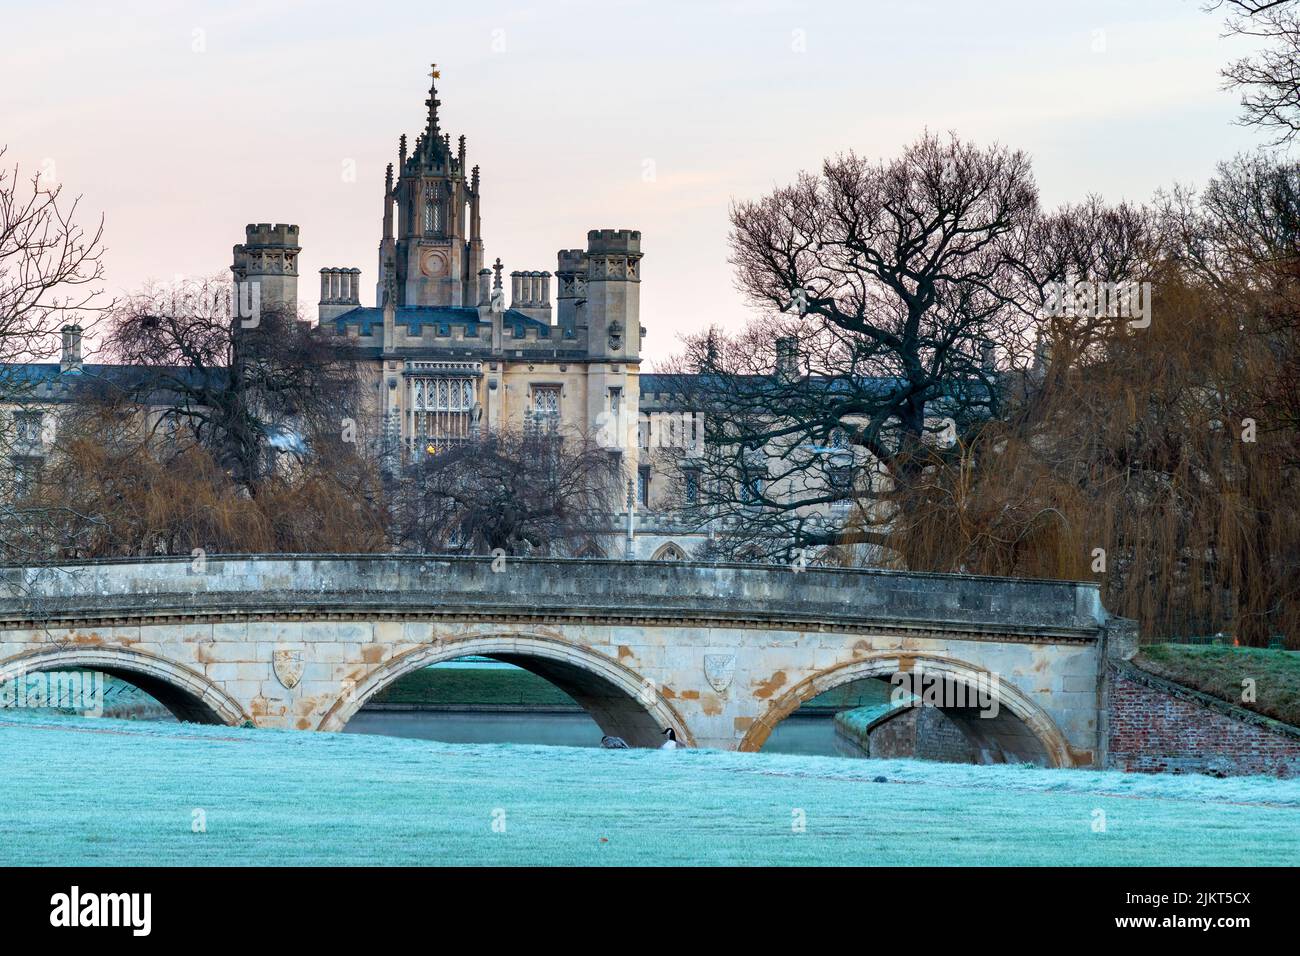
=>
[60,323,83,370]
[775,337,800,381]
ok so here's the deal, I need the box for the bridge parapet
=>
[0,554,1108,639]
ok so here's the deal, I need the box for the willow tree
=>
[888,160,1300,648]
[7,400,388,560]
[102,276,362,494]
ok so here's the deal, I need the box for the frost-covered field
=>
[2,711,1297,866]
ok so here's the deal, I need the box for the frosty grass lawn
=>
[2,710,1297,866]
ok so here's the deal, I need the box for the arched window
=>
[424,197,438,234]
[574,541,606,559]
[652,543,687,561]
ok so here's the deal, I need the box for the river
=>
[345,709,865,756]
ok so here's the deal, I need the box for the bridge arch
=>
[739,651,1073,768]
[317,634,694,748]
[0,645,249,726]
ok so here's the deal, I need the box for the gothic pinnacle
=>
[425,62,442,137]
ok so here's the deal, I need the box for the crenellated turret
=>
[556,248,587,333]
[584,229,642,359]
[231,223,300,316]
[580,229,644,471]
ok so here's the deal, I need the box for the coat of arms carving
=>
[273,648,305,689]
[704,654,736,693]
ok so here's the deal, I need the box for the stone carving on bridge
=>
[704,654,736,693]
[273,648,305,689]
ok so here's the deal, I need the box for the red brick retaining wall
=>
[1106,661,1300,778]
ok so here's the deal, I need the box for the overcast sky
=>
[1,0,1269,364]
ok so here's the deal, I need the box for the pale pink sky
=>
[2,0,1264,364]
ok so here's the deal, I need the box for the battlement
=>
[232,223,300,312]
[587,229,641,254]
[396,321,490,344]
[243,223,301,249]
[557,249,587,274]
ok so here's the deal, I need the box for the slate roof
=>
[638,372,994,406]
[0,363,223,403]
[333,306,554,338]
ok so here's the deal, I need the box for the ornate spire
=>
[424,63,442,139]
[382,162,394,240]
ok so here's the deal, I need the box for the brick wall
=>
[1106,661,1300,778]
[866,706,977,763]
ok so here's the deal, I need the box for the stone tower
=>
[231,223,301,316]
[555,248,587,335]
[584,229,642,360]
[380,65,483,308]
[583,229,644,472]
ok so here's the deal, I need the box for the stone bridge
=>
[0,555,1137,766]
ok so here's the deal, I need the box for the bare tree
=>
[101,276,361,494]
[0,146,110,551]
[659,132,1041,562]
[1217,0,1300,143]
[1028,196,1161,375]
[393,427,621,555]
[0,147,108,370]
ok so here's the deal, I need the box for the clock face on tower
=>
[420,249,447,278]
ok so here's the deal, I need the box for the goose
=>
[600,735,630,749]
[660,727,684,750]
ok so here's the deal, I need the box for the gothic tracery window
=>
[410,376,474,454]
[13,412,43,445]
[530,385,561,434]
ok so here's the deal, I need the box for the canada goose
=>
[600,735,629,749]
[661,727,684,750]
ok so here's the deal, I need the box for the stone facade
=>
[0,555,1111,762]
[224,68,695,559]
[0,67,898,562]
